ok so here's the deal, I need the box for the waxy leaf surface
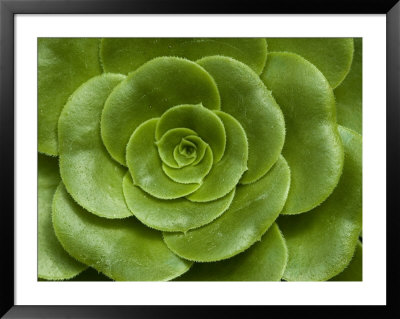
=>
[162,146,213,184]
[266,38,354,88]
[186,111,248,202]
[101,38,267,75]
[279,126,362,281]
[38,38,102,155]
[164,156,290,262]
[198,56,285,184]
[335,38,362,134]
[53,184,192,281]
[156,104,226,163]
[126,119,200,199]
[58,74,132,219]
[101,57,220,165]
[175,223,287,281]
[38,154,86,280]
[261,52,344,215]
[331,241,362,281]
[123,174,235,232]
[157,128,200,168]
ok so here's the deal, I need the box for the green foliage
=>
[38,154,87,280]
[38,37,362,281]
[278,126,362,281]
[335,38,363,134]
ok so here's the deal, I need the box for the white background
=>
[15,14,386,305]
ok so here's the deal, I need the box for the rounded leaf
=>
[101,57,221,165]
[156,104,226,163]
[175,223,287,281]
[38,154,86,280]
[52,183,193,281]
[261,52,344,215]
[162,146,213,184]
[101,38,267,75]
[38,38,102,155]
[126,118,200,199]
[198,56,285,184]
[266,38,354,88]
[58,73,132,219]
[330,241,362,281]
[157,128,199,168]
[123,174,235,232]
[164,156,290,262]
[335,38,362,134]
[186,111,248,202]
[278,126,362,281]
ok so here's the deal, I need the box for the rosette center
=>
[179,139,196,157]
[157,128,207,169]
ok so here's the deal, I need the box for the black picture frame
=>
[1,0,399,317]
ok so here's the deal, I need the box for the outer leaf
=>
[266,38,354,88]
[126,118,200,199]
[279,126,362,281]
[331,241,362,281]
[58,74,132,219]
[186,111,248,202]
[52,183,193,281]
[123,174,235,232]
[198,56,285,184]
[164,156,290,262]
[175,223,287,281]
[101,38,267,75]
[38,38,102,155]
[261,52,344,215]
[335,38,362,134]
[101,57,221,165]
[38,154,86,280]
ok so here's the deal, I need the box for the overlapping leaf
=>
[37,37,362,282]
[38,154,87,280]
[278,126,362,281]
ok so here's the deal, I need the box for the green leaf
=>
[38,154,87,280]
[175,223,287,281]
[126,118,200,199]
[38,38,102,156]
[330,241,362,281]
[335,38,362,134]
[101,57,221,166]
[278,126,362,281]
[186,111,248,202]
[52,183,193,281]
[266,38,354,88]
[101,38,267,75]
[164,156,290,262]
[162,146,213,184]
[198,56,285,184]
[261,52,344,215]
[155,104,226,163]
[123,174,235,232]
[157,128,199,168]
[58,73,132,219]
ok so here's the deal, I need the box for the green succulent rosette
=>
[38,38,362,281]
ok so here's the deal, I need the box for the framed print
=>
[1,0,399,317]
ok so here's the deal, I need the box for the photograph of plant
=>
[38,38,362,281]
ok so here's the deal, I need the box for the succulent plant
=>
[38,38,362,281]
